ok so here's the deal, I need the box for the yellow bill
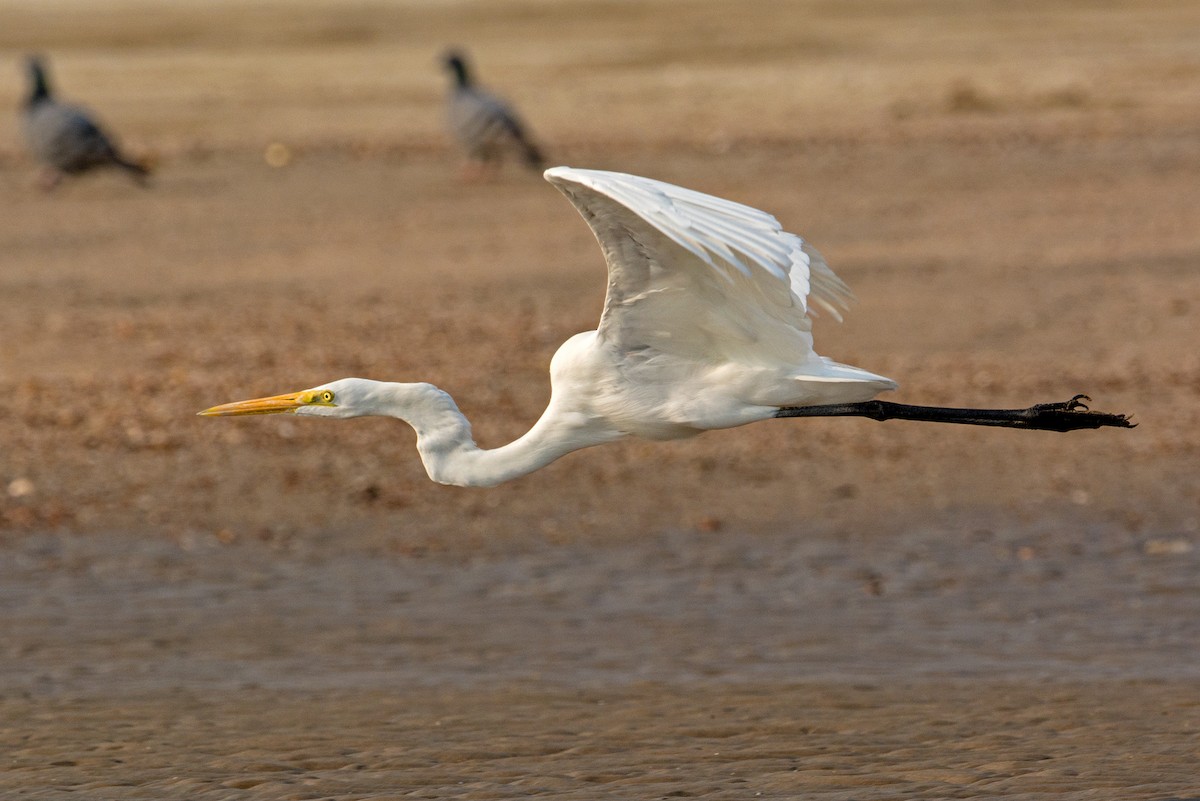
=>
[198,388,335,417]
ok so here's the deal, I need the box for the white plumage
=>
[202,167,1130,487]
[203,167,893,485]
[540,167,894,436]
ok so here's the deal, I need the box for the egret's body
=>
[202,167,1131,486]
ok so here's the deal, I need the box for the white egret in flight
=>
[201,167,1132,487]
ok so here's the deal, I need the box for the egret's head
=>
[199,378,376,419]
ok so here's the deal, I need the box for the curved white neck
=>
[372,382,613,487]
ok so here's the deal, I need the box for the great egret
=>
[22,55,149,189]
[441,49,544,177]
[201,167,1132,487]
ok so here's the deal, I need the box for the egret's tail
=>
[781,359,897,407]
[823,359,895,387]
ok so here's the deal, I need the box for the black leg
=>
[775,395,1134,432]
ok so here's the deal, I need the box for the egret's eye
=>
[320,390,335,403]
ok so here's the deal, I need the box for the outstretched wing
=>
[545,166,852,367]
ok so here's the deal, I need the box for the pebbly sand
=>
[1,1,1199,798]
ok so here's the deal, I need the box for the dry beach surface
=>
[1,1,1199,798]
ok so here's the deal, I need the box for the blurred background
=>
[0,1,1198,797]
[0,0,1194,545]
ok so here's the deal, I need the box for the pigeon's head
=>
[440,49,471,87]
[24,54,51,104]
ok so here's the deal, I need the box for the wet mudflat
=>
[3,517,1200,799]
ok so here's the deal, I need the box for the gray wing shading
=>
[545,166,852,367]
[23,101,147,179]
[447,87,543,168]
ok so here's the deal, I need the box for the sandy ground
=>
[1,1,1199,798]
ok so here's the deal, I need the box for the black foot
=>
[1030,393,1089,413]
[1020,395,1135,432]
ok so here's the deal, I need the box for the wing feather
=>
[545,167,852,367]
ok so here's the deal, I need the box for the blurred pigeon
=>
[21,55,150,188]
[441,50,544,178]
